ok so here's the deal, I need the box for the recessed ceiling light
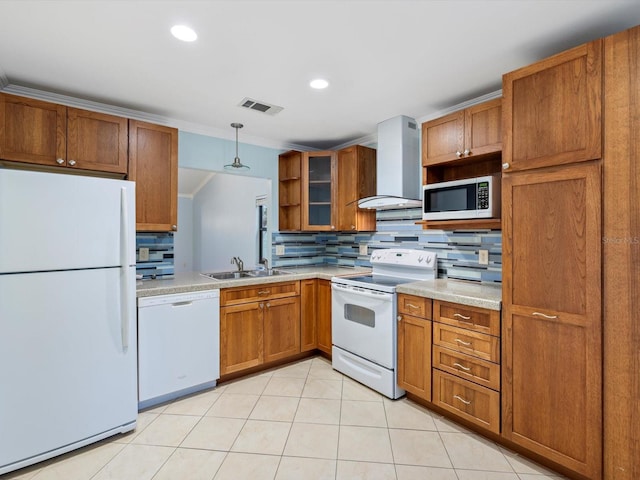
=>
[171,25,197,42]
[310,78,329,89]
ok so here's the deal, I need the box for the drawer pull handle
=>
[454,395,471,405]
[455,338,472,346]
[406,303,420,309]
[453,362,471,372]
[453,313,471,320]
[533,312,558,319]
[258,290,271,295]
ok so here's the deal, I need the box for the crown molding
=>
[0,83,311,152]
[330,132,378,151]
[415,90,502,124]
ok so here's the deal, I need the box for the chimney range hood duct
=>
[358,115,422,210]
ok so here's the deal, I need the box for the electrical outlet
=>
[276,245,285,255]
[478,249,489,265]
[359,244,368,256]
[139,247,150,262]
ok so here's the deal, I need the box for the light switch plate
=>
[478,249,489,265]
[276,245,285,255]
[139,247,150,261]
[359,244,368,256]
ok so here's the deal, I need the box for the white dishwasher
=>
[137,289,220,409]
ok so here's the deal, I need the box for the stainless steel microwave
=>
[422,175,501,221]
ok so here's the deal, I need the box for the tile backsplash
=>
[136,232,175,279]
[272,208,502,283]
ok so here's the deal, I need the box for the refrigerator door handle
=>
[120,186,130,351]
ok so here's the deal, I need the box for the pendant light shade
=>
[224,122,250,171]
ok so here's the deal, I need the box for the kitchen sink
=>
[201,271,254,280]
[246,269,291,277]
[201,269,291,280]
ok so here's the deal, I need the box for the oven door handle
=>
[332,283,394,300]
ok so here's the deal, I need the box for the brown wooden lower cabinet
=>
[220,302,264,375]
[263,296,300,363]
[300,279,317,352]
[432,369,500,433]
[432,345,500,391]
[316,279,332,355]
[397,313,431,400]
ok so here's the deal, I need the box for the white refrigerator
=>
[0,169,137,475]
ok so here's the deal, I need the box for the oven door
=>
[331,282,395,369]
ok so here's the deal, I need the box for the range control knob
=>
[426,256,433,264]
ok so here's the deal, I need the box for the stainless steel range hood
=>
[358,115,421,210]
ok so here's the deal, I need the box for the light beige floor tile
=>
[180,416,245,451]
[263,376,306,397]
[308,361,344,380]
[341,400,387,427]
[499,446,563,476]
[1,464,43,480]
[302,378,343,399]
[250,395,300,422]
[30,442,124,480]
[275,456,336,480]
[338,426,394,463]
[152,448,226,480]
[163,390,221,416]
[342,378,384,401]
[112,412,158,444]
[395,464,458,480]
[383,398,438,430]
[142,404,169,414]
[283,423,339,459]
[223,375,270,395]
[231,419,291,455]
[131,414,200,447]
[440,432,513,472]
[91,444,174,480]
[213,452,280,480]
[336,460,397,480]
[388,428,452,468]
[432,414,474,434]
[517,474,566,480]
[205,393,259,419]
[271,361,312,378]
[455,470,519,480]
[294,398,341,424]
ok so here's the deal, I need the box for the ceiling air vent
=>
[238,97,284,116]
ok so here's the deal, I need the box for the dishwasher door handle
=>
[171,301,193,307]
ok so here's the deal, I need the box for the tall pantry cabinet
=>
[501,39,603,479]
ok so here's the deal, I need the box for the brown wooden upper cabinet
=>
[422,98,502,166]
[299,147,376,232]
[129,120,178,232]
[502,40,602,172]
[335,145,376,232]
[278,150,302,231]
[0,93,128,174]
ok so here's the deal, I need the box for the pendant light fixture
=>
[224,122,250,171]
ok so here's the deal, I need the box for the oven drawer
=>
[433,345,500,391]
[433,300,500,337]
[398,294,432,319]
[433,322,500,363]
[432,370,500,433]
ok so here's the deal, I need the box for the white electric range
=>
[331,248,437,399]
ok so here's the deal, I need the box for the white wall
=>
[192,174,271,273]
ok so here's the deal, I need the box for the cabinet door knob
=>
[456,151,463,158]
[502,162,510,170]
[68,159,76,166]
[397,315,402,322]
[463,149,470,156]
[266,302,270,308]
[351,225,355,230]
[331,225,335,230]
[56,158,65,165]
[171,225,177,231]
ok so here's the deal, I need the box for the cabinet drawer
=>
[398,294,432,319]
[432,370,500,434]
[433,322,500,363]
[221,281,300,306]
[433,345,500,391]
[433,300,500,337]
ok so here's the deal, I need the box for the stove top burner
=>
[344,275,415,288]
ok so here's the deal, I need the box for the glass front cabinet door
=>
[302,151,336,231]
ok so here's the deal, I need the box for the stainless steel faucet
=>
[260,258,269,271]
[231,256,244,272]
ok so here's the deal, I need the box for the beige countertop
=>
[136,265,371,298]
[396,278,502,311]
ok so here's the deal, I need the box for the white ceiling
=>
[1,0,640,150]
